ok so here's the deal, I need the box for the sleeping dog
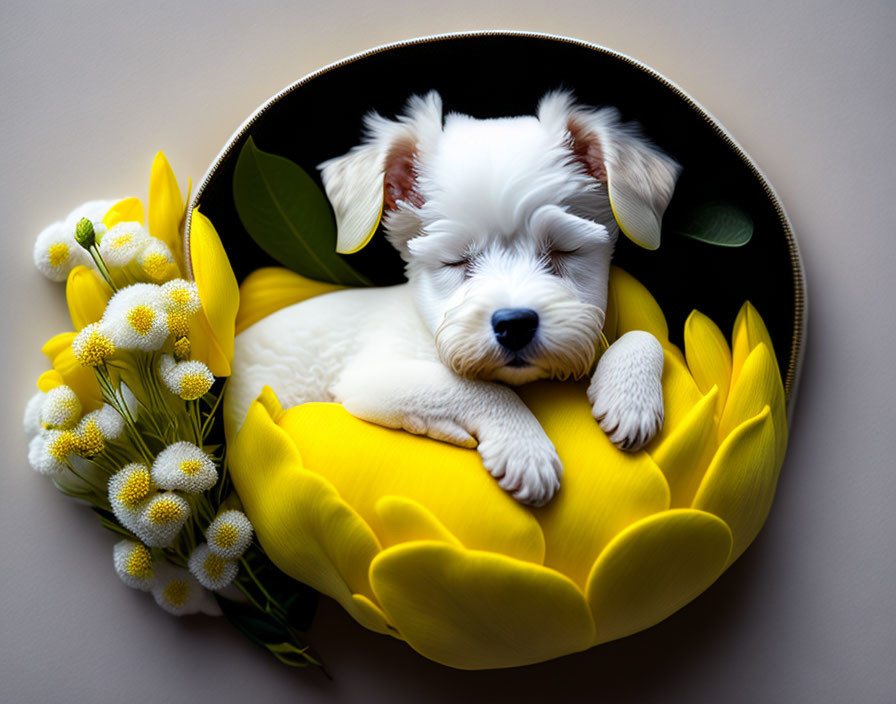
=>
[225,90,680,506]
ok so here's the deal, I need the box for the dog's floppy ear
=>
[539,91,681,250]
[318,92,443,254]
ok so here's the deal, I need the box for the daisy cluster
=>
[24,192,262,621]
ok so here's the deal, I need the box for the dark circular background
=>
[193,32,804,396]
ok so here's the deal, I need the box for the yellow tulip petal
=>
[602,270,620,344]
[370,542,595,669]
[719,342,787,467]
[66,266,112,330]
[148,151,184,268]
[37,370,64,392]
[351,593,398,637]
[229,394,390,632]
[42,332,76,361]
[586,509,732,644]
[693,406,778,564]
[643,348,706,457]
[277,403,545,564]
[608,266,669,342]
[102,197,144,228]
[730,301,779,389]
[235,267,343,335]
[189,209,239,376]
[685,310,732,409]
[375,495,463,548]
[43,335,104,412]
[518,382,670,587]
[649,386,720,507]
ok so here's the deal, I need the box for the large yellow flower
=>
[229,266,788,670]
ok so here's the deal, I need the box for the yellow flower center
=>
[48,242,69,267]
[203,553,228,580]
[179,459,203,476]
[127,305,156,335]
[167,311,190,338]
[169,288,192,309]
[125,544,154,579]
[147,497,183,525]
[75,331,115,367]
[173,336,191,361]
[77,420,105,458]
[162,580,190,607]
[214,523,239,549]
[179,373,210,400]
[142,253,171,281]
[47,432,78,461]
[117,470,152,509]
[111,233,133,249]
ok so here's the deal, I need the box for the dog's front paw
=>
[588,370,664,452]
[588,331,665,452]
[476,431,562,507]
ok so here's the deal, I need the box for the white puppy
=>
[225,90,680,507]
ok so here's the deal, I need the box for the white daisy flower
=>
[188,543,238,591]
[28,430,78,476]
[152,563,220,616]
[101,283,168,351]
[113,540,155,591]
[39,385,82,430]
[97,221,150,267]
[72,323,116,367]
[23,392,45,438]
[134,492,190,547]
[159,355,214,400]
[75,404,124,458]
[62,199,117,230]
[33,221,91,282]
[108,463,155,531]
[160,279,202,315]
[137,238,178,282]
[206,510,254,559]
[152,441,217,493]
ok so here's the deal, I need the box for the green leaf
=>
[233,137,371,286]
[674,201,754,247]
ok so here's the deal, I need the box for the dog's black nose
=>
[491,308,539,351]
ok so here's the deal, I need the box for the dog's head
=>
[319,91,680,385]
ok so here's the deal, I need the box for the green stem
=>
[240,557,287,617]
[87,247,118,292]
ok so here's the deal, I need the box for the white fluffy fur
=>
[226,91,677,506]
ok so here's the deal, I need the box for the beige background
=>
[2,1,895,702]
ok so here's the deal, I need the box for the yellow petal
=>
[692,406,778,564]
[518,381,670,588]
[189,209,239,376]
[375,495,463,548]
[229,392,390,634]
[102,197,144,228]
[719,342,788,467]
[730,301,779,389]
[608,266,669,342]
[649,386,720,507]
[277,402,545,564]
[685,310,732,410]
[148,151,185,269]
[37,370,64,392]
[42,333,104,412]
[66,266,112,330]
[586,509,732,644]
[235,267,343,335]
[602,270,619,343]
[370,541,595,669]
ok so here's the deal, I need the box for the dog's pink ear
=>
[319,93,441,254]
[540,92,680,250]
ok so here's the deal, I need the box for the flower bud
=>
[74,218,96,249]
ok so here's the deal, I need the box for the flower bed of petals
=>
[229,265,788,670]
